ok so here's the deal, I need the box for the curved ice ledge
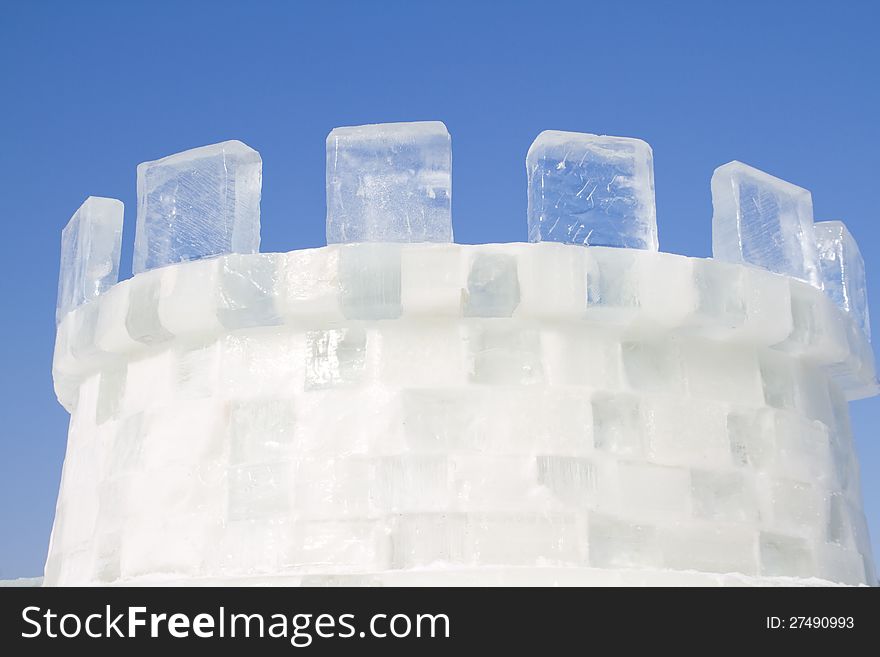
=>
[53,243,878,412]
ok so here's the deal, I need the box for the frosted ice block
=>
[711,161,819,286]
[56,196,124,323]
[326,121,452,243]
[815,221,870,340]
[526,131,657,249]
[133,140,261,274]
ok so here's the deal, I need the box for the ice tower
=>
[46,127,877,586]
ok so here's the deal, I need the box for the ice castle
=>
[46,123,877,585]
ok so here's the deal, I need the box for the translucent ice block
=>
[814,220,870,340]
[326,121,452,243]
[711,161,819,286]
[56,197,123,323]
[464,253,520,317]
[526,131,657,249]
[133,140,261,274]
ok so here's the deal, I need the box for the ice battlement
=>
[47,123,878,586]
[55,125,872,346]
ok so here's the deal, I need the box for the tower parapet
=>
[48,126,877,586]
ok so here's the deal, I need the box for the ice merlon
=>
[56,123,870,340]
[56,197,123,324]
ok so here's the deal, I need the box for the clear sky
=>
[1,0,878,579]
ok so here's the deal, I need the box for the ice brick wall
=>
[47,244,877,585]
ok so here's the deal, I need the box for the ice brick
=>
[449,456,537,511]
[468,513,585,566]
[305,328,367,390]
[635,251,698,328]
[794,363,834,427]
[228,463,291,521]
[815,543,867,585]
[157,258,223,335]
[468,326,543,385]
[391,513,465,568]
[338,244,402,320]
[588,513,660,569]
[517,242,588,317]
[122,351,175,415]
[293,387,400,457]
[759,532,814,577]
[776,280,850,365]
[759,350,798,410]
[592,393,644,457]
[711,161,819,286]
[536,456,596,507]
[585,248,641,321]
[400,244,464,315]
[176,342,222,400]
[376,325,465,387]
[645,399,731,468]
[681,341,763,406]
[106,414,144,473]
[291,518,390,571]
[463,253,520,317]
[125,271,172,345]
[617,462,692,522]
[215,518,289,575]
[814,220,870,340]
[217,253,281,329]
[120,513,222,580]
[134,140,261,273]
[401,389,487,452]
[826,493,854,546]
[772,412,834,484]
[294,458,377,517]
[621,340,683,394]
[57,197,124,323]
[770,479,824,535]
[742,266,794,344]
[221,332,301,399]
[691,470,758,522]
[542,327,622,389]
[136,400,225,469]
[381,456,449,512]
[689,259,746,332]
[229,398,295,466]
[94,284,140,354]
[95,365,126,425]
[275,247,342,321]
[526,131,657,249]
[660,526,758,575]
[326,121,452,243]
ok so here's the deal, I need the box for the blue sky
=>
[1,0,878,578]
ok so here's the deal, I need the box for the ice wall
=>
[48,244,877,585]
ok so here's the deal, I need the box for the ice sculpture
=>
[326,121,452,244]
[526,131,657,249]
[46,127,878,587]
[56,196,123,323]
[815,221,870,340]
[133,140,262,274]
[711,161,820,287]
